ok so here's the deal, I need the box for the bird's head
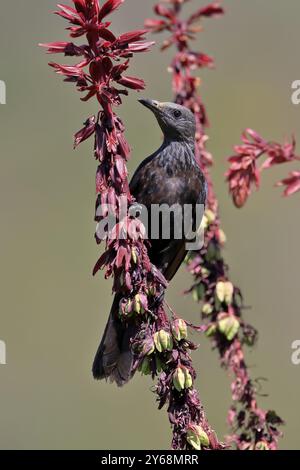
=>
[139,99,196,143]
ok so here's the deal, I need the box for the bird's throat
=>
[157,139,196,176]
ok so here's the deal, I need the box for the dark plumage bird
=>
[93,99,207,386]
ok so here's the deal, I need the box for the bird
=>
[92,99,207,386]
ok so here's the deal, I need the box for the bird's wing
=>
[129,158,203,281]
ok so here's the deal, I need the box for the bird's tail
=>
[92,295,137,387]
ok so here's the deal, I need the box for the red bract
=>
[41,1,153,133]
[147,1,224,53]
[226,129,264,208]
[226,129,299,207]
[98,0,124,20]
[188,3,224,24]
[277,171,300,197]
[262,136,298,169]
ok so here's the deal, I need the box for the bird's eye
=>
[173,109,182,119]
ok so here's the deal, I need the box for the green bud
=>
[202,303,213,316]
[218,229,227,245]
[201,267,210,278]
[139,357,151,376]
[122,299,133,317]
[155,355,164,373]
[142,338,155,356]
[255,441,269,451]
[172,319,188,341]
[149,285,156,296]
[218,314,240,341]
[133,295,141,314]
[184,252,193,264]
[131,248,138,264]
[187,425,210,450]
[196,426,210,447]
[184,368,193,389]
[216,281,234,305]
[205,209,216,224]
[216,281,226,303]
[192,284,205,302]
[205,324,217,337]
[200,215,208,231]
[153,330,173,352]
[173,367,186,392]
[224,282,234,305]
[133,294,145,315]
[206,242,220,262]
[186,430,201,450]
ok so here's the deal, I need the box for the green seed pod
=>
[205,324,217,337]
[186,429,201,450]
[139,357,151,376]
[183,368,193,389]
[173,367,186,392]
[202,303,213,316]
[218,315,240,341]
[172,319,188,341]
[154,330,173,352]
[131,248,138,264]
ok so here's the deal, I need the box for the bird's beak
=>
[138,98,162,114]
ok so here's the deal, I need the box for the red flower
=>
[144,19,167,33]
[262,136,299,169]
[226,129,264,208]
[98,0,124,20]
[42,3,152,117]
[226,129,299,206]
[276,171,300,197]
[154,4,175,21]
[116,76,145,90]
[39,41,83,55]
[188,3,224,24]
[74,115,96,148]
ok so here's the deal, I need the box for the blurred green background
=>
[1,0,300,450]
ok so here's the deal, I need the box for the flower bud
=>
[173,366,193,391]
[201,267,210,278]
[192,284,205,302]
[131,248,138,264]
[138,357,151,376]
[153,330,173,352]
[202,303,213,316]
[171,319,188,341]
[133,294,142,314]
[218,229,227,245]
[224,282,234,304]
[206,243,220,261]
[205,209,216,224]
[142,337,155,356]
[186,429,201,450]
[133,294,147,315]
[218,314,240,341]
[205,324,217,337]
[187,425,210,450]
[173,367,186,392]
[121,299,134,317]
[147,285,156,297]
[200,214,208,231]
[255,441,269,451]
[184,368,193,389]
[216,281,234,305]
[216,281,226,303]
